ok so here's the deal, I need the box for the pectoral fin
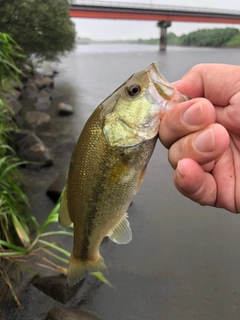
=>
[58,188,72,229]
[109,213,132,244]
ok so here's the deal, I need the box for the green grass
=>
[0,98,37,250]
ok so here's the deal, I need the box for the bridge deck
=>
[70,0,240,23]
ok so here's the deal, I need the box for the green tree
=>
[180,28,239,47]
[226,33,240,47]
[167,32,180,45]
[0,0,76,66]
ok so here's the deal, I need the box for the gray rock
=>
[16,132,53,166]
[39,88,52,100]
[11,129,30,143]
[43,70,59,78]
[11,129,33,151]
[15,131,42,150]
[0,260,22,307]
[11,89,22,100]
[3,88,22,100]
[26,81,39,100]
[19,142,53,166]
[6,98,22,115]
[47,171,67,202]
[0,259,35,310]
[45,307,103,320]
[35,96,51,111]
[2,79,22,96]
[23,111,51,131]
[10,79,24,91]
[58,102,74,115]
[32,275,83,304]
[34,76,54,89]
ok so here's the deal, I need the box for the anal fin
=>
[109,213,132,244]
[58,188,72,229]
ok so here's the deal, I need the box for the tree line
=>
[168,27,240,47]
[124,28,240,48]
[88,28,240,47]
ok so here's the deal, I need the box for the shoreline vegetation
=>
[78,27,240,48]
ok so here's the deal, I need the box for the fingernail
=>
[177,160,185,177]
[183,102,203,126]
[194,128,215,153]
[171,80,180,86]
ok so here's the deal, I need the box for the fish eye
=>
[127,85,141,97]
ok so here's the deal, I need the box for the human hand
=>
[159,64,240,213]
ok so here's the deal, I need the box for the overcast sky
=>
[72,0,240,40]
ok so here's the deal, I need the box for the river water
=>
[40,45,240,319]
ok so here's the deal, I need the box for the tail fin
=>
[67,254,108,286]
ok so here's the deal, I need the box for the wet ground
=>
[8,45,240,319]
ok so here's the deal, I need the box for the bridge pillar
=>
[157,21,172,51]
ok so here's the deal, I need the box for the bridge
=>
[69,0,240,50]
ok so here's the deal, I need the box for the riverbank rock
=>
[20,142,53,166]
[10,79,24,92]
[39,88,53,100]
[11,129,30,145]
[6,97,22,116]
[26,81,39,100]
[32,275,83,304]
[7,88,22,100]
[14,130,53,166]
[46,171,67,202]
[0,259,33,311]
[45,307,103,320]
[57,102,74,115]
[23,111,51,131]
[35,96,52,111]
[34,76,54,89]
[0,260,22,306]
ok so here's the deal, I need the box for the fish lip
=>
[147,62,176,100]
[147,62,166,83]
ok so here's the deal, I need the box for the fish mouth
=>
[147,62,176,101]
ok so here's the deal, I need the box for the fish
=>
[58,62,187,285]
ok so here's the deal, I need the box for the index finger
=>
[174,64,240,106]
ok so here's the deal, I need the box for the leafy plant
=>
[0,32,36,248]
[0,32,23,85]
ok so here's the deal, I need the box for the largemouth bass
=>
[58,62,187,285]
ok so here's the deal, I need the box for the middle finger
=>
[168,123,229,169]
